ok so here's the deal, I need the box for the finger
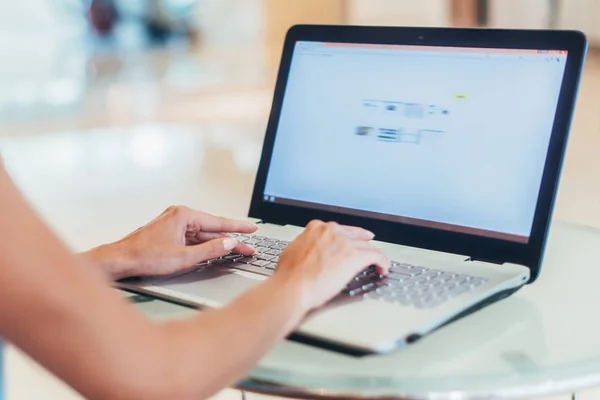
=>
[335,225,375,241]
[187,232,256,255]
[188,232,229,244]
[181,238,239,266]
[185,210,258,234]
[232,241,256,256]
[352,242,390,275]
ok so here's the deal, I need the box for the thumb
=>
[182,237,238,266]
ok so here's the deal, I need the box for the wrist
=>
[81,242,134,281]
[267,271,314,316]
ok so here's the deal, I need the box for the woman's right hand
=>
[274,220,390,312]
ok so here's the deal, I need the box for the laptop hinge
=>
[465,256,503,265]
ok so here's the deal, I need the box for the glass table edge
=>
[238,364,600,400]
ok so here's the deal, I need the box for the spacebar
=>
[228,263,273,277]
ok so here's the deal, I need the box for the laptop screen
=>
[263,41,568,243]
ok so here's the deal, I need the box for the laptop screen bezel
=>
[248,25,587,282]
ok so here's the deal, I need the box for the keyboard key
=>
[361,282,376,292]
[255,247,270,254]
[265,263,277,270]
[440,272,457,281]
[422,271,442,279]
[390,266,415,275]
[386,271,411,280]
[395,297,412,306]
[265,249,281,256]
[256,253,273,260]
[244,239,262,245]
[382,293,398,302]
[237,257,257,264]
[470,278,487,287]
[411,267,428,275]
[228,263,274,277]
[224,254,243,261]
[346,279,364,292]
[252,260,271,267]
[419,285,435,295]
[446,285,471,298]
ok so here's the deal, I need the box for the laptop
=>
[120,25,587,354]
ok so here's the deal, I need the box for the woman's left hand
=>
[82,206,258,280]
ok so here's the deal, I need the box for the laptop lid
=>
[249,25,587,282]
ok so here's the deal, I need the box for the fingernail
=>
[366,230,375,239]
[223,238,238,251]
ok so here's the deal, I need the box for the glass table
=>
[129,220,600,399]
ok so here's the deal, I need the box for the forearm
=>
[7,248,306,400]
[158,275,307,399]
[55,276,306,400]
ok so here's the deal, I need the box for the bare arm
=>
[0,166,388,399]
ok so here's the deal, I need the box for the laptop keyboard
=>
[203,234,488,309]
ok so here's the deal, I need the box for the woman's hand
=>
[83,206,258,280]
[274,220,390,311]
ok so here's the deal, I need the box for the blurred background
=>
[0,0,598,227]
[0,0,597,136]
[2,1,600,399]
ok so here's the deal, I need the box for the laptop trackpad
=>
[157,267,265,305]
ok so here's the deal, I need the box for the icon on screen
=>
[264,195,269,201]
[355,126,374,136]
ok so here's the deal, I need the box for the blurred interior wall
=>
[264,0,344,49]
[196,0,264,47]
[488,0,550,28]
[559,0,600,44]
[347,0,450,26]
[490,0,600,45]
